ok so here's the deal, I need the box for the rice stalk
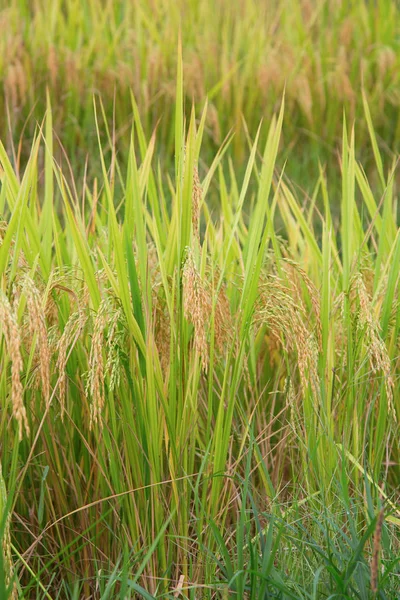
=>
[371,506,385,593]
[0,463,17,600]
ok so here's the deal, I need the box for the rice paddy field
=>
[0,1,399,598]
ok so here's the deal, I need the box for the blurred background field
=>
[2,0,400,189]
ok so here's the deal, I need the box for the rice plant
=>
[0,47,399,598]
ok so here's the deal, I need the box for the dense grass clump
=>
[0,62,399,597]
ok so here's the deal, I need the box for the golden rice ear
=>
[283,260,322,350]
[104,305,125,394]
[255,272,319,401]
[213,283,233,354]
[0,292,29,439]
[153,289,171,374]
[56,290,124,429]
[87,301,108,430]
[47,45,58,88]
[4,65,18,109]
[351,273,395,417]
[20,276,51,407]
[184,53,205,100]
[4,59,28,110]
[87,297,124,429]
[192,165,202,243]
[182,248,211,372]
[206,103,221,145]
